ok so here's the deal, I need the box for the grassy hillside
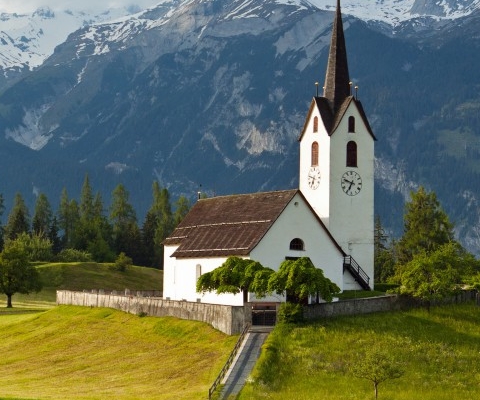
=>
[0,306,237,400]
[240,303,480,400]
[0,263,163,308]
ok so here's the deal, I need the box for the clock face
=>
[308,166,321,190]
[341,171,362,196]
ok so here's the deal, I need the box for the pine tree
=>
[396,186,454,264]
[173,196,190,226]
[58,189,80,249]
[32,193,53,237]
[5,193,30,241]
[109,184,140,260]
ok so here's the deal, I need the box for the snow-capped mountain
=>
[0,3,166,75]
[1,0,480,77]
[0,0,480,254]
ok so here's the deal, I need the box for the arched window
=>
[311,142,319,166]
[290,238,304,251]
[313,116,318,133]
[346,141,357,167]
[348,116,355,133]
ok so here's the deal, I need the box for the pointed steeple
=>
[323,0,350,115]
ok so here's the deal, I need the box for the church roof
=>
[164,190,299,258]
[298,95,376,140]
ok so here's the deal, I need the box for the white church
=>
[163,0,376,307]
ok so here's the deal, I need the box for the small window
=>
[346,141,357,167]
[348,116,355,133]
[196,264,202,280]
[311,142,319,166]
[313,116,318,133]
[290,238,304,251]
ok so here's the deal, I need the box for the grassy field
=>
[239,303,480,400]
[0,262,163,307]
[0,306,237,400]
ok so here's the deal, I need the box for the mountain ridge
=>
[0,0,479,255]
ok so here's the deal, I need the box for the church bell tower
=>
[298,0,376,289]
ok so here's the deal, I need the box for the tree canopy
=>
[197,256,339,304]
[268,257,340,303]
[396,186,454,264]
[0,238,42,308]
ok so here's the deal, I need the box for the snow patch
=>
[5,107,53,150]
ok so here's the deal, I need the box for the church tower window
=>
[311,142,319,166]
[313,116,319,132]
[289,238,304,251]
[348,116,355,132]
[346,141,357,167]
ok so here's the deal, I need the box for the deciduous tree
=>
[0,238,42,308]
[196,257,271,302]
[395,242,467,311]
[351,347,404,399]
[268,257,340,304]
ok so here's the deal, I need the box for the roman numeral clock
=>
[341,170,362,196]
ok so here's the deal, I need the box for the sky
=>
[0,0,163,13]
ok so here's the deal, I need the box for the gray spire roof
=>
[323,0,350,114]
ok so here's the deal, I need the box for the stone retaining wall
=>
[56,290,248,335]
[304,290,477,319]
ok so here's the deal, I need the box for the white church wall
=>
[163,251,247,306]
[250,192,345,295]
[299,106,332,227]
[328,103,375,288]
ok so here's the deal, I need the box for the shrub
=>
[55,248,93,262]
[114,252,133,272]
[277,302,304,324]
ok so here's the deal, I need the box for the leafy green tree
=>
[351,347,404,399]
[15,232,53,262]
[196,257,270,302]
[268,257,340,304]
[114,252,133,272]
[4,193,30,240]
[32,193,53,237]
[0,238,42,308]
[395,242,467,311]
[396,187,454,264]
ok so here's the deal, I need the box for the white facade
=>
[163,192,345,305]
[299,100,375,289]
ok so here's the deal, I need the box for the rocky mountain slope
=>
[0,0,479,254]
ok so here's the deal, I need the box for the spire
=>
[323,0,350,114]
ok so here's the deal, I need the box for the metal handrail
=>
[344,256,370,288]
[208,323,251,399]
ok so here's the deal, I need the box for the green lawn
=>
[0,262,163,307]
[239,303,480,400]
[0,306,237,400]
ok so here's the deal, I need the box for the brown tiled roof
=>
[164,190,298,258]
